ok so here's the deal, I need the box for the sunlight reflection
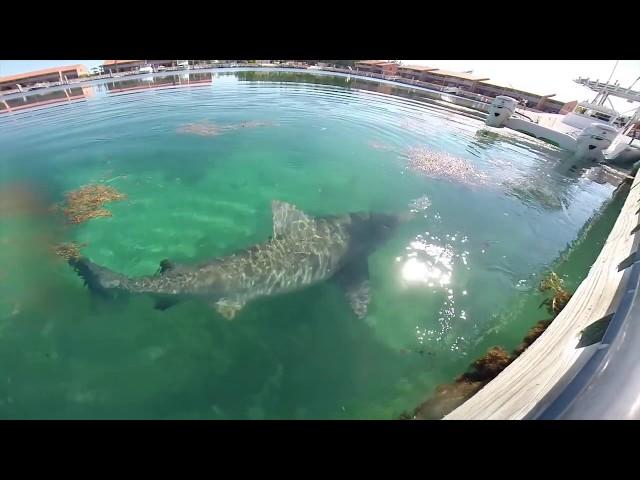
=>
[400,232,472,351]
[400,236,458,287]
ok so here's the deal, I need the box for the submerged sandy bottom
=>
[0,72,616,419]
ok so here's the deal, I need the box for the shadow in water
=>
[0,265,419,419]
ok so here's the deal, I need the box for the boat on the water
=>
[483,77,640,170]
[28,82,50,91]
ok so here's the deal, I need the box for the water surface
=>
[0,71,617,418]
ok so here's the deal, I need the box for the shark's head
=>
[348,211,413,249]
[368,212,401,238]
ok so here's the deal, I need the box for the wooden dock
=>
[445,173,640,419]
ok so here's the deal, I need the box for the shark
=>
[69,200,410,320]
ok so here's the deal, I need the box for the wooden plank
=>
[445,174,640,419]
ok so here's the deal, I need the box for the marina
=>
[1,60,639,419]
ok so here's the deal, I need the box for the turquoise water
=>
[0,71,617,419]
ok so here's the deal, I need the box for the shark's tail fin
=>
[68,256,126,296]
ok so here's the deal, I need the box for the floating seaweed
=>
[538,271,564,292]
[177,120,275,137]
[410,346,513,420]
[456,346,513,383]
[59,184,126,225]
[408,272,575,420]
[538,271,572,316]
[513,319,553,356]
[176,122,224,136]
[404,147,487,185]
[412,381,484,420]
[52,241,87,261]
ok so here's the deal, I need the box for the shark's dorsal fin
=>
[271,200,312,236]
[158,259,175,274]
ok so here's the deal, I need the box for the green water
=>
[0,71,620,419]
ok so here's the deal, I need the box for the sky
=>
[0,60,103,76]
[404,60,640,113]
[2,59,639,112]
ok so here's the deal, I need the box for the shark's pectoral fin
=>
[271,200,312,237]
[345,279,371,320]
[334,257,371,319]
[213,296,248,320]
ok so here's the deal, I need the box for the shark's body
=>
[70,201,406,319]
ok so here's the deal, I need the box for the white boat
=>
[483,77,640,167]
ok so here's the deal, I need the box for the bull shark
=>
[69,200,411,320]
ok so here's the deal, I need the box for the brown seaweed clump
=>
[457,346,514,383]
[407,273,575,420]
[513,319,553,356]
[412,381,484,420]
[408,317,562,420]
[52,242,87,261]
[408,311,564,420]
[411,346,513,420]
[404,147,487,186]
[538,271,572,316]
[177,120,274,136]
[59,184,126,224]
[176,122,223,136]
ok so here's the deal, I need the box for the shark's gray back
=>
[128,202,353,298]
[205,213,353,297]
[70,200,405,320]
